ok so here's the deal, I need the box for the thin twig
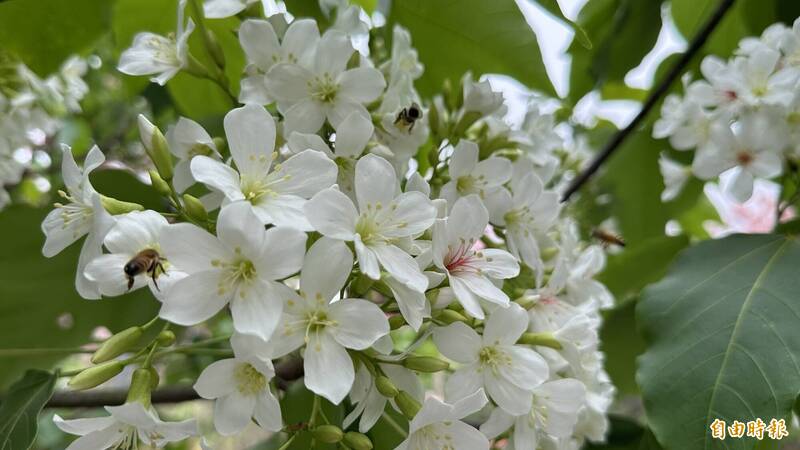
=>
[560,0,736,202]
[44,358,304,408]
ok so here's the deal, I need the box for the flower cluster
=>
[45,1,614,448]
[0,55,88,210]
[655,18,800,203]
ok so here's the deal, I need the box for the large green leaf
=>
[637,234,800,450]
[389,0,554,97]
[0,370,56,450]
[0,0,112,75]
[0,171,162,388]
[567,0,662,103]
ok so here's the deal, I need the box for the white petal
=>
[217,201,265,255]
[449,276,485,319]
[304,331,354,404]
[254,391,283,432]
[161,223,227,273]
[355,237,380,279]
[474,157,512,187]
[433,322,481,364]
[54,415,115,436]
[239,19,281,69]
[300,237,353,302]
[282,19,320,67]
[253,194,313,230]
[265,63,314,104]
[214,392,256,435]
[190,156,243,201]
[444,421,491,450]
[268,149,337,197]
[448,195,488,241]
[450,388,489,419]
[84,254,141,297]
[305,187,358,239]
[484,372,533,416]
[472,248,519,280]
[483,303,528,346]
[498,346,549,390]
[355,154,397,211]
[328,299,390,350]
[335,111,373,158]
[204,0,246,18]
[314,30,353,75]
[725,167,755,202]
[159,270,229,325]
[194,359,238,399]
[64,427,124,450]
[479,407,514,440]
[378,191,436,238]
[225,104,276,178]
[256,227,307,280]
[450,140,478,177]
[338,67,386,103]
[231,280,284,341]
[287,132,332,155]
[444,364,483,403]
[458,272,509,306]
[373,244,428,293]
[283,98,328,135]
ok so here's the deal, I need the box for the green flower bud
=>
[212,136,226,152]
[100,196,144,216]
[126,368,154,407]
[91,326,143,364]
[395,391,421,419]
[388,315,406,330]
[375,375,399,398]
[436,309,468,325]
[350,273,375,296]
[312,425,344,443]
[149,170,172,197]
[402,356,450,373]
[447,302,464,313]
[204,29,226,68]
[147,366,160,390]
[156,330,176,347]
[343,431,373,450]
[517,332,562,350]
[452,110,483,138]
[182,194,208,222]
[68,361,124,391]
[138,115,173,181]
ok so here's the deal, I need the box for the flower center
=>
[504,206,535,236]
[111,426,138,449]
[240,176,275,205]
[478,346,511,374]
[310,72,339,103]
[187,143,214,158]
[234,363,266,396]
[415,424,456,449]
[144,36,179,66]
[736,151,753,166]
[444,238,481,274]
[213,248,257,297]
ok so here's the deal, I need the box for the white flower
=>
[269,237,390,404]
[344,364,423,433]
[653,94,714,151]
[692,116,784,202]
[54,402,197,450]
[84,210,184,299]
[480,379,587,450]
[190,104,337,230]
[42,145,115,300]
[516,106,563,164]
[194,332,282,435]
[118,0,194,85]
[266,30,386,134]
[159,201,307,340]
[462,72,504,116]
[395,389,490,450]
[780,18,800,65]
[658,153,690,202]
[433,195,519,318]
[165,117,221,193]
[305,154,436,293]
[487,166,559,280]
[440,140,512,207]
[238,18,320,104]
[203,0,261,18]
[729,47,799,107]
[434,303,549,415]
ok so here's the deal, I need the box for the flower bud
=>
[148,170,172,197]
[435,309,468,325]
[126,368,154,407]
[402,356,449,373]
[138,114,173,181]
[515,294,538,310]
[156,330,176,347]
[517,332,562,350]
[182,194,208,222]
[68,360,124,390]
[388,315,406,330]
[375,375,399,398]
[343,431,373,450]
[91,326,143,364]
[312,425,344,443]
[204,29,226,69]
[148,366,161,390]
[395,391,421,419]
[100,195,144,215]
[350,273,374,296]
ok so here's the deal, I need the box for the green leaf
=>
[599,235,689,302]
[0,370,56,450]
[530,0,592,49]
[670,0,771,58]
[389,0,554,97]
[584,416,663,450]
[0,171,161,388]
[601,301,647,395]
[568,0,663,103]
[638,234,800,450]
[0,0,112,75]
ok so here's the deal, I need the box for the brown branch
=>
[45,358,304,408]
[560,0,737,202]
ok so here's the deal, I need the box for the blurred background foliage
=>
[2,0,800,448]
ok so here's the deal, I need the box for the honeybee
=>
[394,102,422,132]
[592,229,626,248]
[124,249,166,291]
